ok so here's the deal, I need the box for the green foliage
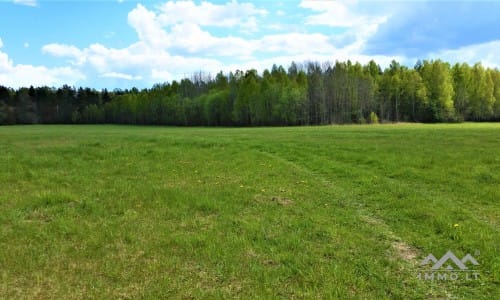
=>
[490,69,500,120]
[71,110,80,123]
[369,111,379,124]
[0,101,15,125]
[401,69,428,122]
[0,101,6,124]
[419,60,456,122]
[81,104,105,124]
[452,63,471,120]
[468,63,495,120]
[15,88,38,124]
[1,60,499,127]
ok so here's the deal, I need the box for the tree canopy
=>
[1,59,499,126]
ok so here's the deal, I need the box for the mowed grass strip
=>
[0,124,498,299]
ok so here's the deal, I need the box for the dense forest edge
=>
[1,59,499,126]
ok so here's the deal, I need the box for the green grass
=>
[0,123,498,299]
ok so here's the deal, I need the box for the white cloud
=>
[39,1,263,84]
[24,42,30,48]
[169,22,254,57]
[151,69,173,82]
[125,3,260,56]
[6,0,406,88]
[300,0,353,26]
[157,0,267,29]
[1,0,497,90]
[300,0,387,28]
[266,23,285,31]
[258,33,335,54]
[37,1,398,88]
[42,43,86,65]
[101,72,142,81]
[299,0,388,52]
[42,39,225,86]
[430,40,500,68]
[128,4,171,49]
[13,0,37,7]
[0,37,84,88]
[0,50,85,88]
[240,16,259,34]
[301,0,388,28]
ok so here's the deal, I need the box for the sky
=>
[0,0,499,89]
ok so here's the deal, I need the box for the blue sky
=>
[0,0,499,89]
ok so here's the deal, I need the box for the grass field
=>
[0,123,498,299]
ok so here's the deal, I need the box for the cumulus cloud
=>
[128,4,172,49]
[41,39,224,86]
[34,1,396,87]
[430,40,500,68]
[0,50,85,88]
[168,22,254,57]
[151,69,174,82]
[13,0,37,7]
[299,0,388,53]
[101,72,142,81]
[156,0,267,29]
[42,43,86,65]
[25,0,498,89]
[300,0,386,28]
[36,2,266,86]
[0,37,85,88]
[258,33,335,55]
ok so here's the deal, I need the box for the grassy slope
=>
[0,124,498,299]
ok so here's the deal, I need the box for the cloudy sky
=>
[1,0,499,89]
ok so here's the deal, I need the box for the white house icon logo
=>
[417,250,480,281]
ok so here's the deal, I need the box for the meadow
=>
[0,123,498,299]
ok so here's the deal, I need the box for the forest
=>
[1,59,499,126]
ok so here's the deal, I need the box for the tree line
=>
[1,59,499,126]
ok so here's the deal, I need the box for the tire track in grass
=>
[253,148,452,299]
[256,147,417,251]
